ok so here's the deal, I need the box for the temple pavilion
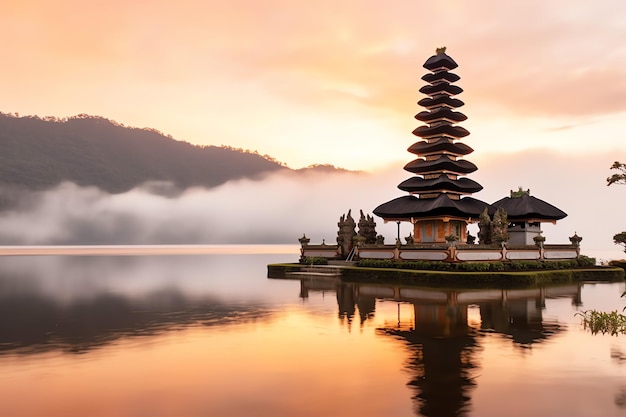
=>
[491,189,567,245]
[295,48,580,264]
[373,48,489,244]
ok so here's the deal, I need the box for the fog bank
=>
[0,150,624,260]
[0,169,404,246]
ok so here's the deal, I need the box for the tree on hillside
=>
[607,161,626,186]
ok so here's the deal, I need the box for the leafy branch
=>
[607,161,626,186]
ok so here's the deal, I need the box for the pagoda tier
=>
[412,124,470,138]
[418,96,464,109]
[416,108,467,123]
[374,194,488,221]
[419,83,463,96]
[408,139,473,157]
[398,175,483,194]
[404,156,477,175]
[373,48,488,244]
[424,53,458,71]
[421,71,460,84]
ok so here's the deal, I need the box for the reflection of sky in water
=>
[0,247,300,304]
[1,247,626,417]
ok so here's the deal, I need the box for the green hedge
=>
[299,257,329,265]
[357,257,596,272]
[509,260,543,270]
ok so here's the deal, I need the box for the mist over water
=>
[0,150,624,259]
[0,169,404,246]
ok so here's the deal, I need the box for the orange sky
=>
[2,0,625,170]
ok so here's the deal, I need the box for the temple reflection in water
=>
[298,277,579,417]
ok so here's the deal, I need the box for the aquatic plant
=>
[576,309,626,336]
[577,287,626,336]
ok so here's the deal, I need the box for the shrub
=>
[510,260,543,270]
[577,255,597,267]
[489,262,506,271]
[357,259,453,270]
[456,262,491,272]
[544,260,578,270]
[357,258,596,272]
[299,257,328,265]
[609,260,626,270]
[357,259,396,268]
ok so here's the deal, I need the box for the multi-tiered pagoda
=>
[373,48,489,244]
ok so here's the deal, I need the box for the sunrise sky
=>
[2,0,625,171]
[2,0,626,256]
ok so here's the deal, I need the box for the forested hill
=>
[0,113,295,193]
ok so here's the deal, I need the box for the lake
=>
[1,245,625,417]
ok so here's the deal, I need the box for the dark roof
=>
[423,53,458,71]
[418,96,464,109]
[398,174,483,194]
[419,83,463,96]
[421,71,460,84]
[415,108,467,123]
[404,155,477,175]
[491,194,567,221]
[408,139,473,156]
[412,124,470,138]
[373,194,489,220]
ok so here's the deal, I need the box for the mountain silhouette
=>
[0,112,334,193]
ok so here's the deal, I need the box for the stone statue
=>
[492,207,509,244]
[337,210,356,257]
[478,207,509,245]
[357,209,377,244]
[298,234,310,247]
[569,232,582,247]
[478,207,492,245]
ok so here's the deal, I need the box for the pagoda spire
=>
[400,48,482,199]
[373,49,489,244]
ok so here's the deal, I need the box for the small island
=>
[269,48,624,285]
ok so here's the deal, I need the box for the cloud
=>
[543,123,588,132]
[5,0,626,118]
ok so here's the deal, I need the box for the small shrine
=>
[491,188,567,246]
[373,47,489,244]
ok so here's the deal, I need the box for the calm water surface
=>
[1,245,625,417]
